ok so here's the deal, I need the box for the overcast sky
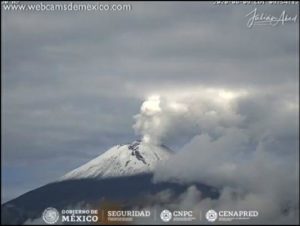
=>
[1,1,299,204]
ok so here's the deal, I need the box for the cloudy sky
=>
[1,1,299,214]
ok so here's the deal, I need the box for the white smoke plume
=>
[133,88,245,146]
[133,95,165,145]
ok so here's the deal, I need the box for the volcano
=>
[61,140,173,180]
[1,140,218,225]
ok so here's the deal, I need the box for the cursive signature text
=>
[245,8,298,28]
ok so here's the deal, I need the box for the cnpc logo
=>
[160,209,195,222]
[160,209,172,222]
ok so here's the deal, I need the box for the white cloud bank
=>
[134,87,299,224]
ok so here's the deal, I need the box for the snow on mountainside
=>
[60,140,173,180]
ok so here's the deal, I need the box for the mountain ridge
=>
[60,140,173,181]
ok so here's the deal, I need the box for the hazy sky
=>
[1,1,299,205]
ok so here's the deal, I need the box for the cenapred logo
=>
[205,209,218,222]
[160,209,172,222]
[42,207,60,224]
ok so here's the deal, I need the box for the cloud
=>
[149,90,298,224]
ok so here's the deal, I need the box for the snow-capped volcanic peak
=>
[61,140,173,180]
